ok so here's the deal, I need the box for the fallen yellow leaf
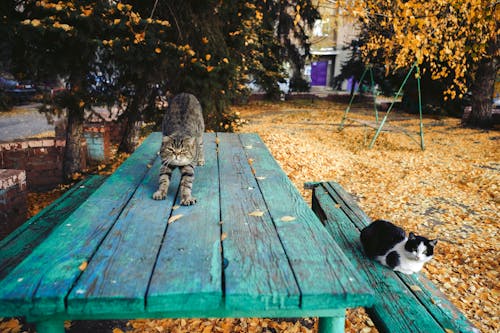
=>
[221,232,227,241]
[168,214,183,224]
[0,318,21,332]
[79,261,88,271]
[249,210,264,217]
[410,285,422,291]
[280,216,296,222]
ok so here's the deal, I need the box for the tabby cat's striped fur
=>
[152,93,205,205]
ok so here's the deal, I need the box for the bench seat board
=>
[0,133,161,317]
[0,175,106,281]
[147,133,223,312]
[327,182,478,333]
[217,133,300,310]
[312,182,477,333]
[238,134,374,310]
[66,157,180,314]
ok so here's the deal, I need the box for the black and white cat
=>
[360,220,437,274]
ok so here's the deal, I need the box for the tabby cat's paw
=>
[180,197,197,205]
[152,191,166,200]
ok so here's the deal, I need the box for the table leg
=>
[318,313,345,333]
[35,319,65,333]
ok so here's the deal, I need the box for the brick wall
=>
[108,121,125,145]
[0,139,65,191]
[0,120,123,191]
[0,169,27,240]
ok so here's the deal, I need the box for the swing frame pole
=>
[339,68,368,130]
[417,65,425,150]
[368,63,416,149]
[369,67,379,123]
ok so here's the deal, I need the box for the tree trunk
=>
[63,109,85,179]
[466,42,499,128]
[119,110,141,153]
[119,86,147,153]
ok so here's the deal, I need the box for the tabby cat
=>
[360,220,437,274]
[152,93,205,205]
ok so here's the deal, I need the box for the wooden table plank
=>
[239,134,374,309]
[217,133,300,311]
[147,133,223,312]
[66,157,178,315]
[0,133,161,317]
[0,132,377,332]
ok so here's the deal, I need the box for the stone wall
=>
[0,169,27,240]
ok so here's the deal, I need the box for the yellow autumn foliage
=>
[338,0,499,98]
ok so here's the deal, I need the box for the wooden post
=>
[318,313,345,333]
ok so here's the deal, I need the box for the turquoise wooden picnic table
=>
[0,132,374,333]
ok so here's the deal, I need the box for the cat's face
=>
[161,136,196,166]
[404,232,437,262]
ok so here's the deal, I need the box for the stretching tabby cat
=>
[152,93,205,205]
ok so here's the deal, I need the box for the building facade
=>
[306,1,358,90]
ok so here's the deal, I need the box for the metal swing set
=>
[338,62,425,151]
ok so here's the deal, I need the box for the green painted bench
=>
[0,133,374,333]
[0,175,107,281]
[308,181,479,333]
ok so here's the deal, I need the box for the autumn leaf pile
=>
[4,100,497,333]
[235,100,498,333]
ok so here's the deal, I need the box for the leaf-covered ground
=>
[2,100,497,333]
[234,100,498,333]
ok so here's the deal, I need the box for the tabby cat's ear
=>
[409,232,416,240]
[429,239,438,247]
[162,136,173,143]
